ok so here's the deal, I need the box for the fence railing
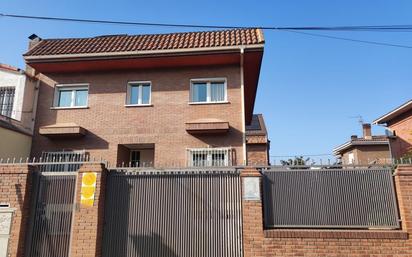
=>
[102,168,242,257]
[262,167,400,229]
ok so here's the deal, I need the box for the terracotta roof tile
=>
[24,28,264,57]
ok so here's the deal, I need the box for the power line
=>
[1,12,412,49]
[2,12,412,32]
[282,29,412,49]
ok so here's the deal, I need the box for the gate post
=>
[70,163,107,257]
[241,168,264,257]
[0,164,33,257]
[394,164,412,232]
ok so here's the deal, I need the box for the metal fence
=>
[102,168,242,257]
[39,151,87,172]
[262,167,400,229]
[25,171,77,257]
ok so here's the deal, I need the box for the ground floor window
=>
[187,148,232,167]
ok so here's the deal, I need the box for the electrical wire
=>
[1,12,412,49]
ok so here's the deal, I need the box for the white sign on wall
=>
[243,177,261,200]
[0,208,14,257]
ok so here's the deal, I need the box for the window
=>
[54,84,88,108]
[127,82,151,105]
[0,87,15,117]
[188,148,232,167]
[190,79,226,103]
[348,153,355,164]
[130,150,141,167]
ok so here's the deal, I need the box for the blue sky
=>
[1,1,411,163]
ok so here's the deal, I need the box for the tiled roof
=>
[0,63,22,73]
[246,114,267,136]
[333,135,389,155]
[24,28,264,57]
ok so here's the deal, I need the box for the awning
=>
[185,118,229,134]
[39,123,87,138]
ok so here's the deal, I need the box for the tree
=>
[280,156,313,166]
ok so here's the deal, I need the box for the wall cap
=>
[264,229,408,240]
[394,165,412,176]
[240,167,262,177]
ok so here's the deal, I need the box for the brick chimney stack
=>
[362,123,372,139]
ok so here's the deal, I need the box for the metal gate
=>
[262,167,400,229]
[25,172,77,257]
[102,168,242,257]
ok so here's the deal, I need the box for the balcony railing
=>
[187,147,233,167]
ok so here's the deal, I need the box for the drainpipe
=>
[30,78,40,133]
[240,47,247,166]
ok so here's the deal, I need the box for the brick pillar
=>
[241,168,264,257]
[0,164,33,257]
[394,165,412,232]
[70,163,106,257]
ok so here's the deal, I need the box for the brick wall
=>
[31,65,245,167]
[246,144,269,166]
[70,163,106,257]
[387,109,412,159]
[0,164,33,257]
[241,165,412,257]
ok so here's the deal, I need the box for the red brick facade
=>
[70,164,106,257]
[387,109,412,159]
[241,165,412,257]
[31,65,245,167]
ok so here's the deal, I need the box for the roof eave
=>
[373,100,412,125]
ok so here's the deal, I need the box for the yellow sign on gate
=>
[80,172,97,207]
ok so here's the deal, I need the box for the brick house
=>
[333,123,391,164]
[24,29,269,167]
[373,99,412,159]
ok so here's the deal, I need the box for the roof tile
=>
[24,28,264,56]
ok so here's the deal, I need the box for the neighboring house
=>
[24,28,268,168]
[373,99,412,159]
[0,64,38,160]
[245,114,270,165]
[0,64,37,130]
[333,123,391,165]
[0,115,32,160]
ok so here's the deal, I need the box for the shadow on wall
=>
[130,233,178,257]
[390,136,412,159]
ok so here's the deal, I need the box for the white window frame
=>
[189,78,227,104]
[53,83,89,108]
[126,81,152,106]
[348,152,355,164]
[187,147,232,167]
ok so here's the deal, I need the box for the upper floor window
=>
[54,84,88,108]
[0,87,15,117]
[190,78,227,103]
[127,82,151,105]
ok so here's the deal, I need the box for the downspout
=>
[240,47,247,165]
[30,78,40,133]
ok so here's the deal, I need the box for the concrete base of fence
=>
[241,165,412,257]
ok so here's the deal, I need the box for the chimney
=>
[28,34,42,50]
[351,135,358,140]
[362,123,372,139]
